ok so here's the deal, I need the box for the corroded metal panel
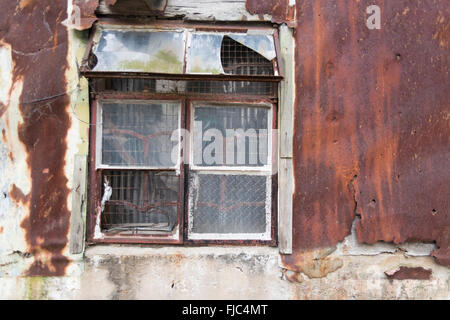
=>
[282,0,450,270]
[0,1,72,276]
[245,0,296,24]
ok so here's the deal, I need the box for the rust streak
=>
[1,0,73,276]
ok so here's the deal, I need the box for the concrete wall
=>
[1,245,448,299]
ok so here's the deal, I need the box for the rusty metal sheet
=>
[0,0,72,276]
[245,0,295,24]
[282,0,450,270]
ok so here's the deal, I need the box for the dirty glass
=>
[93,30,185,74]
[189,173,269,234]
[101,101,180,168]
[101,170,178,234]
[192,105,269,167]
[186,33,224,74]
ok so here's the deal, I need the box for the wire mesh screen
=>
[193,105,269,167]
[189,173,269,234]
[101,101,179,168]
[101,170,179,234]
[91,78,276,97]
[221,36,274,76]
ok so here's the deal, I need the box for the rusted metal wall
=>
[0,0,72,276]
[282,0,449,270]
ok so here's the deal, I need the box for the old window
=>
[82,22,281,245]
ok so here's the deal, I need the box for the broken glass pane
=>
[186,32,276,76]
[93,30,185,74]
[228,34,276,61]
[189,173,269,234]
[221,36,274,75]
[101,101,180,168]
[193,105,269,167]
[101,170,178,234]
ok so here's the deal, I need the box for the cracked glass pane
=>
[101,101,180,168]
[93,30,185,73]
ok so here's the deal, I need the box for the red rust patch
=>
[0,226,3,234]
[1,1,72,276]
[385,267,432,280]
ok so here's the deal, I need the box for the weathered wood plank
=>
[69,155,88,255]
[279,24,295,158]
[98,0,272,21]
[278,158,293,254]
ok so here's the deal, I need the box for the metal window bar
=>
[90,79,276,97]
[101,170,179,235]
[187,103,273,240]
[100,101,180,168]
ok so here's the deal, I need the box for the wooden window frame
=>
[87,91,277,246]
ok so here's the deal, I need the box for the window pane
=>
[189,173,270,235]
[102,170,179,235]
[186,33,275,76]
[193,105,269,167]
[186,33,224,74]
[93,30,185,74]
[101,101,179,168]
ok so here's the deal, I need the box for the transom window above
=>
[81,23,281,78]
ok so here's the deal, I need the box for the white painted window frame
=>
[187,101,274,241]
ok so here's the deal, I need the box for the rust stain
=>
[9,184,30,205]
[245,0,294,24]
[433,18,450,49]
[281,248,343,279]
[0,226,3,234]
[0,102,6,118]
[385,266,432,280]
[282,0,450,271]
[1,1,72,276]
